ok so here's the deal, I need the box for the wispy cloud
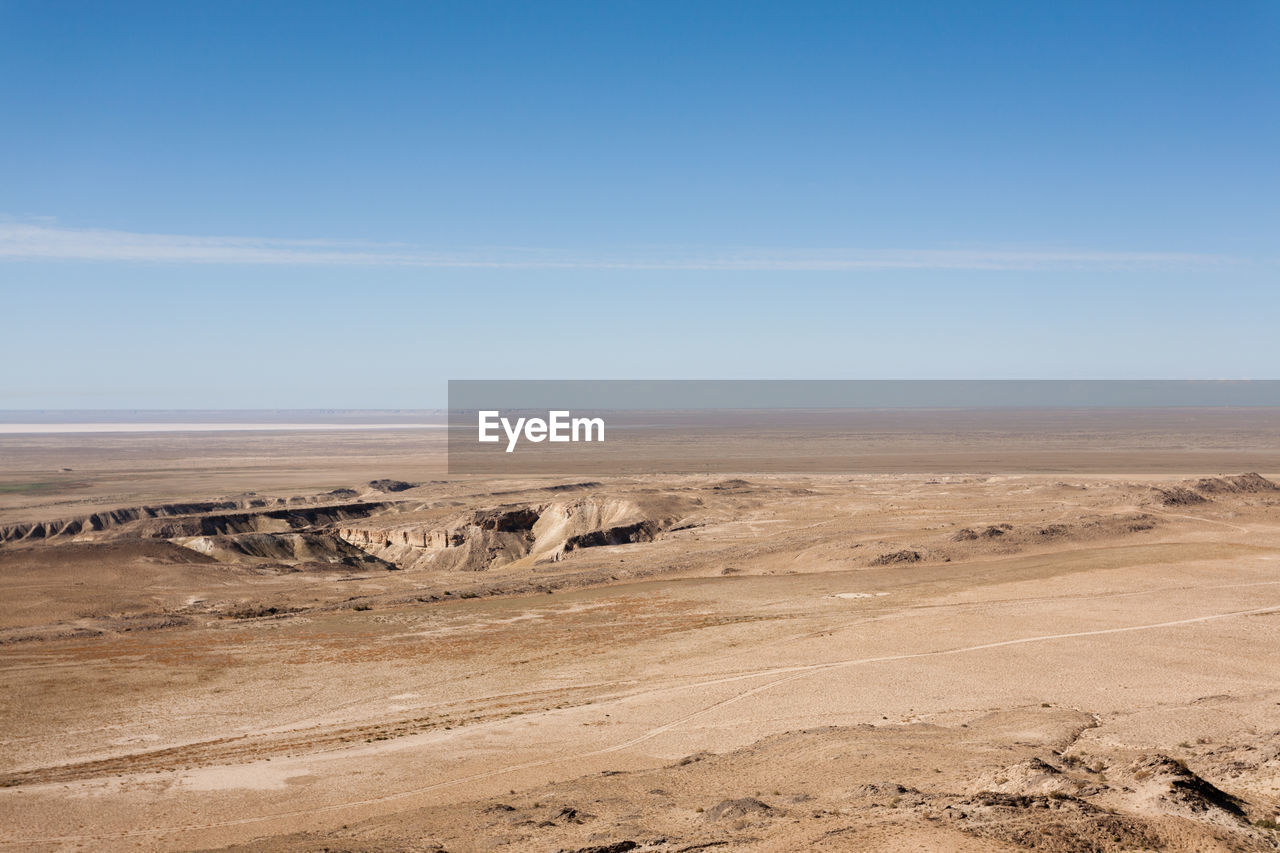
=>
[0,222,1233,271]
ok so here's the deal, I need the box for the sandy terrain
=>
[1,426,1279,851]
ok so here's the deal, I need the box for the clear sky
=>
[1,1,1276,409]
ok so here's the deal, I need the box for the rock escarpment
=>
[338,497,677,572]
[0,498,398,544]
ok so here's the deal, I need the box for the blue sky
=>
[1,1,1277,408]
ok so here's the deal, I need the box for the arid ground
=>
[2,420,1279,851]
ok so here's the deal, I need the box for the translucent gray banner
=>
[447,380,1280,475]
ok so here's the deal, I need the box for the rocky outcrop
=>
[1155,486,1209,507]
[1191,473,1280,495]
[0,500,241,543]
[130,502,398,539]
[338,497,678,572]
[174,532,395,569]
[367,479,416,493]
[1126,754,1248,825]
[0,500,400,544]
[1146,473,1279,509]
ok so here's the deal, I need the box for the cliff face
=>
[0,500,399,544]
[337,497,675,572]
[175,532,395,569]
[0,500,242,544]
[528,498,662,560]
[0,491,686,575]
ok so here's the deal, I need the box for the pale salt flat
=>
[0,423,446,434]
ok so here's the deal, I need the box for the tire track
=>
[6,600,1279,847]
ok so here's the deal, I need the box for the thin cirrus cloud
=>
[0,221,1233,271]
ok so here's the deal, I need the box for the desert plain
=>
[1,412,1280,852]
